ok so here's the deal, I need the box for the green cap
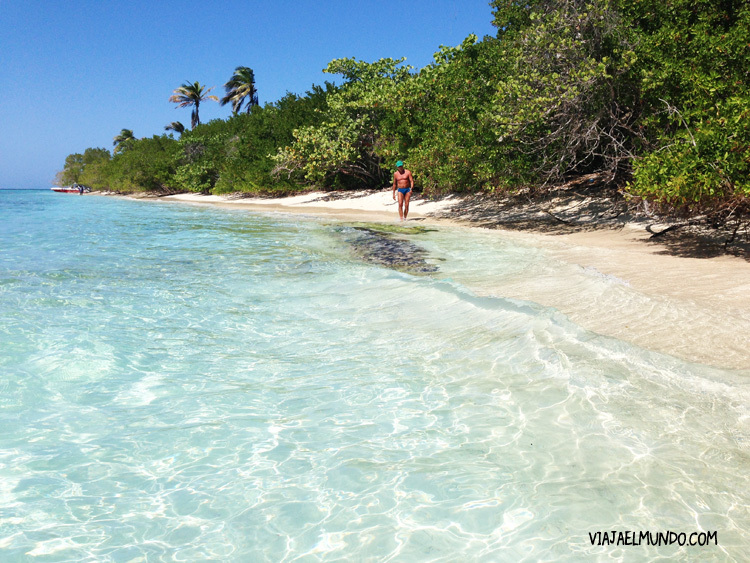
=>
[396,160,404,167]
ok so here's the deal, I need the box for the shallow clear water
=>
[1,190,748,561]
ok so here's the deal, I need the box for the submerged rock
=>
[333,223,438,274]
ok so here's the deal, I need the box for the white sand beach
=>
[158,190,750,370]
[163,189,458,221]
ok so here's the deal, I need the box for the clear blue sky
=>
[0,0,496,189]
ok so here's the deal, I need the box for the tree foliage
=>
[62,83,336,194]
[622,0,750,204]
[169,81,219,130]
[57,147,111,186]
[164,121,186,135]
[112,129,135,154]
[271,58,411,187]
[220,66,259,114]
[490,1,642,185]
[59,2,750,212]
[105,135,181,192]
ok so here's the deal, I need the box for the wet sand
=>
[155,191,750,371]
[463,226,750,371]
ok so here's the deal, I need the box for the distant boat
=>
[51,183,90,194]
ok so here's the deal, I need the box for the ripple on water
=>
[0,192,748,560]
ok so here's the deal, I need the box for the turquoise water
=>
[1,190,748,561]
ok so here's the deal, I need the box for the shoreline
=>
[116,190,750,371]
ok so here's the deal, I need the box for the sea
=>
[1,189,748,561]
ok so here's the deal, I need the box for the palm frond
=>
[220,66,259,114]
[164,121,185,134]
[169,81,218,128]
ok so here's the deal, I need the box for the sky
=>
[0,0,496,189]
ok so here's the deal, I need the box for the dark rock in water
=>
[334,225,438,274]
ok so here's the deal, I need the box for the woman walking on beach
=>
[392,160,414,221]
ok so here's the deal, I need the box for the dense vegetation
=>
[59,0,749,214]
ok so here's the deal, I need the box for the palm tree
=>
[113,129,135,153]
[220,66,259,114]
[164,121,186,135]
[169,81,218,129]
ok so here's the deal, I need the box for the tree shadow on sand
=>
[431,187,750,261]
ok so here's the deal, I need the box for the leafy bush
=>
[106,135,181,192]
[623,0,750,204]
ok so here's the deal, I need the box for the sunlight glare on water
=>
[0,191,748,561]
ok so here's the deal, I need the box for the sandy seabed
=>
[149,190,750,371]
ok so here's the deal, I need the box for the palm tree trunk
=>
[192,101,200,129]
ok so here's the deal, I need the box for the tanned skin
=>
[392,164,414,221]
